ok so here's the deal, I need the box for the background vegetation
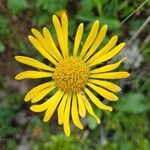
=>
[0,0,150,149]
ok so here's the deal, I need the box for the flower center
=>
[53,56,89,92]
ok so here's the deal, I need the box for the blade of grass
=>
[121,0,149,25]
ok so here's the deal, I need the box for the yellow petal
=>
[84,25,107,61]
[30,90,64,113]
[89,79,121,93]
[30,100,50,112]
[28,35,57,65]
[63,92,71,136]
[43,90,64,122]
[56,9,67,17]
[31,85,56,103]
[61,13,68,55]
[15,56,54,72]
[43,27,63,60]
[31,28,56,59]
[80,20,99,58]
[81,93,100,124]
[89,43,126,67]
[84,87,112,111]
[31,28,60,62]
[71,93,83,129]
[73,23,84,56]
[52,15,67,57]
[31,28,46,46]
[24,81,54,101]
[15,71,52,80]
[96,36,118,57]
[87,82,118,101]
[89,71,130,79]
[57,92,68,125]
[90,57,126,73]
[87,36,118,64]
[77,92,86,118]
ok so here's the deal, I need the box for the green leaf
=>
[0,41,5,53]
[86,115,98,129]
[0,106,17,137]
[0,15,9,26]
[129,19,143,31]
[34,0,68,14]
[115,93,149,114]
[7,0,28,14]
[77,0,95,17]
[33,13,49,27]
[0,15,10,35]
[44,134,76,150]
[143,47,150,61]
[76,15,121,30]
[98,17,120,30]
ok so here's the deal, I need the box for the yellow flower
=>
[56,9,67,18]
[15,13,130,136]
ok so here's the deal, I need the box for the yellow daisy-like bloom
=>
[15,13,130,136]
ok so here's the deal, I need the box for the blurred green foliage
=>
[0,0,150,149]
[0,15,10,40]
[0,41,5,53]
[7,0,28,15]
[115,93,149,113]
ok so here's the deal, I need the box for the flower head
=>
[15,13,130,136]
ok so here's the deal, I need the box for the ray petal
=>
[87,36,118,64]
[57,92,68,125]
[63,92,72,136]
[32,28,61,61]
[79,20,99,58]
[31,28,46,47]
[81,92,100,124]
[15,71,52,80]
[71,93,83,129]
[52,15,67,57]
[15,56,54,72]
[30,100,50,112]
[77,92,86,118]
[89,79,121,93]
[87,82,118,101]
[90,57,126,73]
[61,13,68,55]
[84,25,107,61]
[73,23,84,56]
[31,85,56,103]
[28,35,57,65]
[89,71,130,79]
[24,81,55,101]
[31,28,59,61]
[43,90,65,122]
[84,87,112,111]
[43,27,63,60]
[89,43,126,67]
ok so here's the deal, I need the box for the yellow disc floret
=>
[53,56,89,92]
